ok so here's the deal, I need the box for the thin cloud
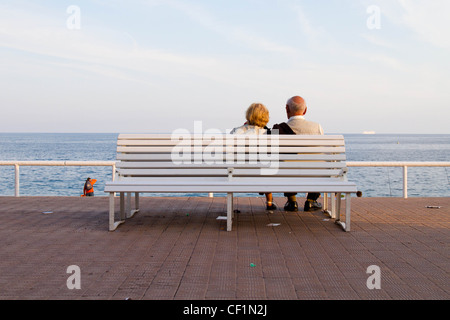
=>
[369,0,450,49]
[361,34,395,49]
[0,5,226,85]
[398,0,450,49]
[153,0,298,55]
[292,4,322,39]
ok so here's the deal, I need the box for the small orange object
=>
[83,178,97,196]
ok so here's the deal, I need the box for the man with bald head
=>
[273,96,324,212]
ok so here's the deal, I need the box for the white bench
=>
[104,134,357,232]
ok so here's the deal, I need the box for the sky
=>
[0,0,449,134]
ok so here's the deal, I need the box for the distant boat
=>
[362,131,376,134]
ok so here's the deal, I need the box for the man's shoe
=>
[284,201,298,212]
[304,200,322,212]
[266,203,277,211]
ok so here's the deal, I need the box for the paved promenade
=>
[0,196,448,300]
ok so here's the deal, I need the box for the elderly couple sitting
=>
[230,95,324,213]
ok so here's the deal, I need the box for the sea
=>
[0,133,449,198]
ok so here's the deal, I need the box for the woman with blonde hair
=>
[230,103,270,135]
[230,103,276,211]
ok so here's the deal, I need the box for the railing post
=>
[15,164,20,197]
[403,166,408,199]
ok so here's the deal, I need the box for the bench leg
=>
[323,193,336,219]
[109,192,124,231]
[135,193,140,212]
[120,192,125,221]
[334,193,351,232]
[123,192,139,219]
[332,193,340,221]
[334,193,343,230]
[123,192,140,219]
[127,192,139,218]
[109,192,115,231]
[345,193,351,232]
[126,192,131,217]
[227,193,233,231]
[323,193,328,212]
[330,193,337,219]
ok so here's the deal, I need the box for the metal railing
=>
[1,161,449,198]
[0,161,115,197]
[347,161,450,199]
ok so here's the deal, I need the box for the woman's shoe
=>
[266,203,277,211]
[284,201,298,212]
[304,200,322,212]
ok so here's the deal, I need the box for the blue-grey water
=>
[0,133,449,197]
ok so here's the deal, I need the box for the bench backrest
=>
[114,134,348,181]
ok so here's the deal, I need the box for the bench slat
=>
[116,168,343,177]
[116,153,347,161]
[106,186,356,194]
[117,146,346,153]
[105,179,357,193]
[118,134,345,140]
[116,161,346,169]
[117,139,345,147]
[108,176,351,184]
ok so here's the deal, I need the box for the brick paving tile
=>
[0,196,448,300]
